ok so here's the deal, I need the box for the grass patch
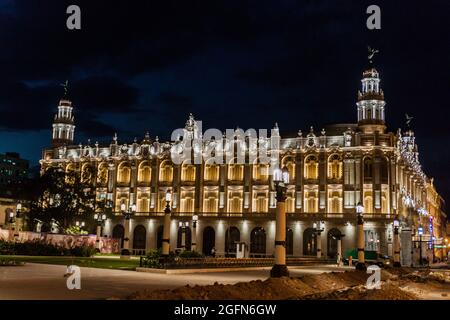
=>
[0,255,140,270]
[0,258,25,266]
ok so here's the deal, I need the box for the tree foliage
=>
[25,167,112,233]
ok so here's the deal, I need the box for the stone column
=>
[191,220,197,252]
[95,225,102,251]
[162,205,171,256]
[356,213,366,270]
[337,238,342,266]
[270,196,289,277]
[121,216,131,259]
[393,223,401,267]
[316,231,322,258]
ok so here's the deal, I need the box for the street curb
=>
[136,266,272,274]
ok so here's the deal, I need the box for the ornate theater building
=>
[41,65,447,262]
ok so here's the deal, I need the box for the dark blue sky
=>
[0,0,449,205]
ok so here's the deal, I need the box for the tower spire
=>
[52,88,75,147]
[356,50,386,134]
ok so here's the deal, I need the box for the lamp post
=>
[393,213,401,267]
[192,214,198,252]
[270,166,290,278]
[418,226,424,266]
[15,203,22,233]
[179,221,189,251]
[355,202,366,271]
[8,208,16,242]
[94,212,107,252]
[162,189,172,257]
[313,220,325,259]
[121,202,136,258]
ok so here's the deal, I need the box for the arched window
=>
[250,227,266,256]
[252,186,268,213]
[180,188,195,213]
[304,155,318,180]
[159,160,173,182]
[252,159,269,181]
[327,228,342,258]
[364,192,373,214]
[202,226,215,256]
[204,161,219,182]
[133,225,146,250]
[65,163,77,184]
[327,190,342,213]
[380,158,389,184]
[227,187,243,213]
[363,157,373,183]
[112,224,125,249]
[203,187,218,212]
[286,188,295,213]
[304,190,318,213]
[117,162,131,184]
[328,154,342,179]
[282,156,295,181]
[303,228,317,256]
[228,160,244,181]
[181,162,196,182]
[97,162,108,184]
[286,228,293,255]
[81,164,94,184]
[138,161,151,183]
[381,192,388,213]
[225,226,240,256]
[137,191,150,213]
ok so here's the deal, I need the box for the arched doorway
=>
[286,228,294,255]
[133,225,146,252]
[303,228,317,256]
[327,228,342,258]
[250,227,266,257]
[225,226,240,256]
[202,226,215,256]
[156,225,164,250]
[177,226,192,251]
[112,224,125,248]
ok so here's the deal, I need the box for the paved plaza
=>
[0,263,350,300]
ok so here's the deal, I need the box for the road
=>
[0,263,350,300]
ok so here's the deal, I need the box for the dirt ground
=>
[127,268,450,300]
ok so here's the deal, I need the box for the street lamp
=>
[192,214,198,252]
[270,166,290,278]
[15,203,22,219]
[313,220,325,259]
[120,202,136,258]
[162,189,172,257]
[393,213,401,267]
[355,202,366,271]
[94,211,108,252]
[179,221,189,251]
[7,209,16,241]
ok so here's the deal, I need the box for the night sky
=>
[0,1,449,207]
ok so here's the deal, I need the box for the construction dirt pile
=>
[127,268,450,300]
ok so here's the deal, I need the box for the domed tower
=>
[52,98,75,147]
[356,67,386,134]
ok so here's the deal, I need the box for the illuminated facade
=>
[40,66,447,259]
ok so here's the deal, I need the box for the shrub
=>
[0,239,95,257]
[142,249,163,268]
[178,250,203,258]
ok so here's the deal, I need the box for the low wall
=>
[0,228,120,254]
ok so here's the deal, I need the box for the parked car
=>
[343,250,391,268]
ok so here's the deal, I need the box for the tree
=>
[25,166,103,233]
